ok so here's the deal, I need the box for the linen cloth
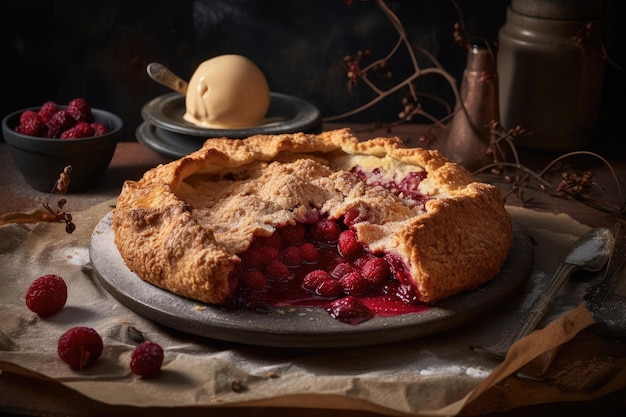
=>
[1,199,624,415]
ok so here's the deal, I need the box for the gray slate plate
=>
[141,92,322,138]
[90,212,533,348]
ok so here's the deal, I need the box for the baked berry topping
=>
[57,327,103,370]
[326,296,374,325]
[337,230,363,258]
[130,341,164,378]
[25,274,68,316]
[309,218,342,244]
[351,167,428,208]
[281,245,303,267]
[233,211,427,324]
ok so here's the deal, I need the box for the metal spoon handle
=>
[146,62,188,95]
[512,261,578,341]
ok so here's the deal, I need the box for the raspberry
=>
[46,109,76,138]
[281,245,302,267]
[240,249,265,270]
[25,274,67,316]
[337,230,363,258]
[257,246,281,263]
[61,122,95,139]
[330,262,354,279]
[309,218,342,244]
[326,296,373,325]
[302,270,331,291]
[57,327,103,370]
[263,260,293,282]
[240,271,269,291]
[16,111,46,137]
[91,122,108,135]
[130,341,164,378]
[38,101,59,123]
[339,271,370,296]
[360,257,391,287]
[342,208,369,227]
[315,279,343,298]
[250,233,282,250]
[278,223,306,245]
[66,98,94,123]
[298,242,320,263]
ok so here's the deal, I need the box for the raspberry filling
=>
[232,213,428,325]
[350,167,428,209]
[226,165,432,325]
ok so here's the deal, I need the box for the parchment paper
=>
[1,200,624,416]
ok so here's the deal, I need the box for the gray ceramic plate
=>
[141,92,322,138]
[90,212,533,348]
[136,121,204,158]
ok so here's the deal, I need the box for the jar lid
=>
[511,0,605,20]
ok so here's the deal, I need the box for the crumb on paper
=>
[194,305,207,311]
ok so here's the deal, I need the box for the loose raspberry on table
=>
[57,327,103,370]
[66,98,94,123]
[130,341,164,378]
[25,274,67,316]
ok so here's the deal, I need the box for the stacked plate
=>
[137,92,323,158]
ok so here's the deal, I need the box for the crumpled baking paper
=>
[0,200,624,416]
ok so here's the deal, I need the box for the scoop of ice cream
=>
[183,55,270,129]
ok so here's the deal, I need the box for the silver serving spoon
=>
[474,226,614,362]
[146,62,188,95]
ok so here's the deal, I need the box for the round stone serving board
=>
[141,92,322,138]
[90,212,533,348]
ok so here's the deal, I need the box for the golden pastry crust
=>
[112,128,512,305]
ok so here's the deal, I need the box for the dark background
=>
[1,0,624,154]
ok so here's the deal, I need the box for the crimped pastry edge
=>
[112,128,512,305]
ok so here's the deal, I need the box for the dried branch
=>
[0,165,76,233]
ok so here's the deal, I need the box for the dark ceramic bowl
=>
[2,107,123,192]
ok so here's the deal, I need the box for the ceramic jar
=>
[497,0,605,152]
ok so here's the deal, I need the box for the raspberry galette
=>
[112,129,512,323]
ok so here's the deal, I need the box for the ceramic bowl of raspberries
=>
[1,98,123,192]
